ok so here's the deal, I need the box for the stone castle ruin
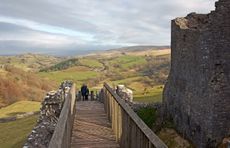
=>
[163,0,230,147]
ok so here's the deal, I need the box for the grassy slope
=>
[0,53,63,72]
[39,48,170,102]
[0,101,40,118]
[0,48,174,147]
[133,85,164,103]
[0,65,57,107]
[0,54,59,148]
[109,55,147,69]
[79,58,103,68]
[0,101,41,147]
[40,58,79,72]
[0,115,38,148]
[137,107,193,148]
[39,69,98,89]
[158,128,193,148]
[39,70,98,82]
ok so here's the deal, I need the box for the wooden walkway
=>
[71,101,120,148]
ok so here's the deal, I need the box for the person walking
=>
[81,84,86,101]
[81,84,89,101]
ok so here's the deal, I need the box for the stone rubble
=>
[23,81,73,148]
[115,85,133,103]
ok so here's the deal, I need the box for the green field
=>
[0,101,41,118]
[109,55,147,69]
[0,48,183,147]
[134,93,162,103]
[37,49,170,103]
[133,85,164,103]
[0,101,41,147]
[79,58,104,68]
[0,53,63,72]
[0,115,38,148]
[39,70,99,84]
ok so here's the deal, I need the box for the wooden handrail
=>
[49,84,76,148]
[102,83,167,148]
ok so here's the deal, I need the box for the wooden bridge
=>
[48,83,167,148]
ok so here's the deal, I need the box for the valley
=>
[39,47,170,103]
[0,46,171,147]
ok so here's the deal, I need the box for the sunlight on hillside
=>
[37,48,170,103]
[0,101,41,118]
[0,115,38,148]
[133,85,164,103]
[0,65,57,107]
[0,48,171,147]
[79,58,104,68]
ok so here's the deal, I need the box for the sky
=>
[0,0,216,55]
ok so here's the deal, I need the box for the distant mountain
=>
[0,49,110,57]
[50,49,104,57]
[0,46,170,57]
[109,45,170,52]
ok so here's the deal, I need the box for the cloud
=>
[0,0,217,55]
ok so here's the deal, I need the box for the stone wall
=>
[24,81,73,148]
[163,0,230,147]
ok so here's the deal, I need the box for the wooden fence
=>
[102,83,168,148]
[49,84,76,148]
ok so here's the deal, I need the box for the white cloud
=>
[0,0,217,55]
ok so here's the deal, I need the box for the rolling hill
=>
[0,46,171,148]
[39,47,171,103]
[0,53,65,72]
[0,65,57,108]
[0,46,170,104]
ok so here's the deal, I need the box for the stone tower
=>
[163,0,230,147]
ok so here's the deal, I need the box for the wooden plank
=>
[130,119,136,148]
[71,101,120,148]
[118,105,122,144]
[136,128,141,148]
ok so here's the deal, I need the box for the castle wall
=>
[163,0,230,147]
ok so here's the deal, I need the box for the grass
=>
[137,107,157,128]
[109,78,164,103]
[110,55,147,69]
[0,115,38,148]
[0,66,56,107]
[0,101,41,118]
[39,70,99,83]
[111,76,142,86]
[79,58,103,68]
[0,48,172,146]
[37,49,170,103]
[40,58,79,72]
[134,94,162,103]
[0,54,63,72]
[133,85,164,103]
[158,128,193,148]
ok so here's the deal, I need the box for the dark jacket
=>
[81,85,89,96]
